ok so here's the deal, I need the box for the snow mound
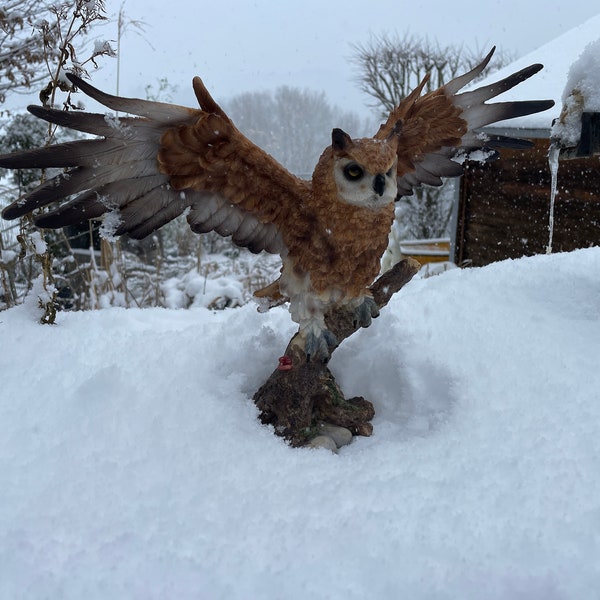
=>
[1,248,600,599]
[552,37,600,146]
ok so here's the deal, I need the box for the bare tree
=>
[226,86,375,177]
[352,33,514,243]
[352,33,513,116]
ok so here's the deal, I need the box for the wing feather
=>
[27,105,165,139]
[186,192,283,254]
[376,48,554,197]
[115,186,182,235]
[35,194,108,227]
[68,76,198,122]
[122,195,189,239]
[197,199,234,232]
[0,73,301,255]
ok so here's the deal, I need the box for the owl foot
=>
[304,327,338,362]
[352,296,380,329]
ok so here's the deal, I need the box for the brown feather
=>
[157,109,308,233]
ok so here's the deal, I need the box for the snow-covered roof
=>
[473,13,600,130]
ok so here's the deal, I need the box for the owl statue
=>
[0,48,553,360]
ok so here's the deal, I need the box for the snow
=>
[92,39,117,59]
[28,230,47,255]
[551,38,600,146]
[0,249,17,265]
[470,13,600,130]
[98,208,122,242]
[561,37,600,111]
[2,248,600,598]
[162,268,245,309]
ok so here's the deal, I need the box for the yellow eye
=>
[343,163,364,181]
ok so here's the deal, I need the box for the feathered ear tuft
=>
[331,128,353,153]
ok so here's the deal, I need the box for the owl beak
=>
[373,174,386,197]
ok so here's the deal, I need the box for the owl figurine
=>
[0,48,553,360]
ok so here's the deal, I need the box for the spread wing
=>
[376,47,555,196]
[0,74,309,254]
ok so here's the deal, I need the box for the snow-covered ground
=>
[1,248,599,599]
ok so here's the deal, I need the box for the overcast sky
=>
[106,1,599,112]
[8,1,600,117]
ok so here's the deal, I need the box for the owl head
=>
[328,128,398,208]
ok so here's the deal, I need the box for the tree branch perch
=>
[253,257,421,447]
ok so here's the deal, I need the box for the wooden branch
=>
[253,258,421,447]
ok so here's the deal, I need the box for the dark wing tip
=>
[1,204,23,221]
[66,72,85,87]
[527,63,544,75]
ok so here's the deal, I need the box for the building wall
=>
[455,137,600,267]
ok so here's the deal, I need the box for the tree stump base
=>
[253,258,421,447]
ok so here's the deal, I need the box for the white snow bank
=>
[1,248,600,599]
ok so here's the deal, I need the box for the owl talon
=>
[304,328,338,362]
[353,296,380,329]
